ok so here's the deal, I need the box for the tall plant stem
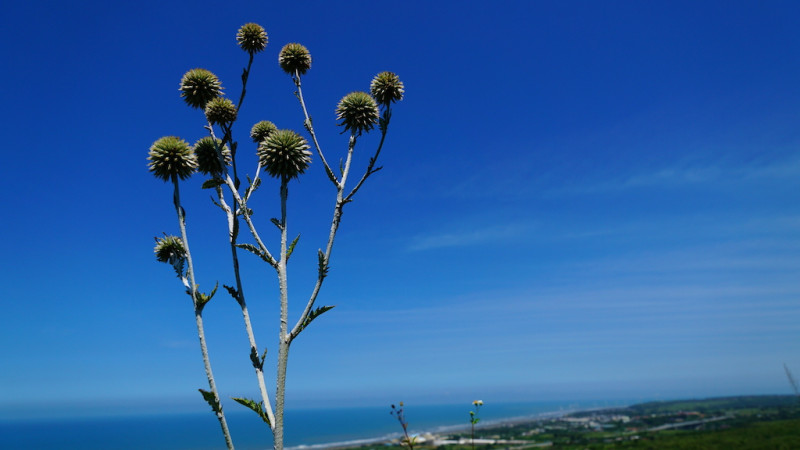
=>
[172,175,234,450]
[274,177,291,450]
[216,185,276,430]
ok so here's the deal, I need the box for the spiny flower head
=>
[193,137,231,175]
[154,235,186,264]
[204,97,237,125]
[148,136,197,181]
[336,91,379,134]
[179,69,223,109]
[236,23,268,53]
[257,129,311,180]
[279,43,312,76]
[370,72,404,106]
[250,120,277,143]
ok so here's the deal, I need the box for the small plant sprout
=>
[390,402,416,450]
[149,21,403,450]
[470,400,483,450]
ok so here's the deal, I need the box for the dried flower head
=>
[250,120,278,143]
[370,72,404,106]
[257,129,311,180]
[193,137,231,175]
[179,69,223,109]
[148,136,197,181]
[279,43,312,76]
[336,91,379,134]
[204,97,237,125]
[236,23,268,53]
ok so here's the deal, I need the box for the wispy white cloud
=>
[407,221,533,251]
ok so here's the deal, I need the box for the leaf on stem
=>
[270,217,283,230]
[223,284,238,301]
[297,305,335,335]
[202,178,225,189]
[193,282,218,311]
[232,397,271,425]
[199,389,222,414]
[317,250,329,279]
[235,243,272,264]
[287,234,300,261]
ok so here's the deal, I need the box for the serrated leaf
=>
[317,250,329,279]
[194,282,218,310]
[202,178,225,189]
[297,305,335,335]
[199,389,222,414]
[286,234,300,261]
[223,284,238,300]
[232,397,270,425]
[236,243,272,264]
[270,218,283,230]
[249,346,261,370]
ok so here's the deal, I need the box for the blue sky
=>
[2,0,800,419]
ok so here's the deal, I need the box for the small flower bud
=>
[250,120,278,143]
[257,129,311,180]
[278,43,312,76]
[179,69,223,109]
[204,97,237,125]
[236,23,268,53]
[336,91,379,134]
[370,72,404,106]
[148,136,197,181]
[193,137,231,175]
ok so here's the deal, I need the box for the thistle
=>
[194,137,231,175]
[278,43,311,76]
[179,69,223,109]
[148,136,197,181]
[154,235,186,277]
[336,91,379,134]
[237,23,268,54]
[205,97,237,125]
[257,129,311,179]
[370,72,405,106]
[250,120,278,143]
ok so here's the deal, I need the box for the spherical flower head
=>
[179,69,223,109]
[257,129,311,180]
[336,91,379,134]
[370,72,404,106]
[279,43,312,76]
[472,400,484,406]
[148,136,197,181]
[204,97,237,125]
[250,120,278,143]
[193,137,231,175]
[154,235,186,264]
[237,23,268,53]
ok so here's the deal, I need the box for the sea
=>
[0,400,630,449]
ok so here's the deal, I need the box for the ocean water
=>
[0,401,623,449]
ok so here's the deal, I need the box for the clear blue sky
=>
[2,0,800,419]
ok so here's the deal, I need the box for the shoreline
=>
[286,406,614,450]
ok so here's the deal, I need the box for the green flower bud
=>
[154,235,186,264]
[236,23,268,53]
[179,69,223,109]
[257,129,311,179]
[370,72,404,106]
[278,43,312,76]
[193,137,231,175]
[250,120,278,143]
[204,97,237,125]
[336,91,379,134]
[148,136,197,181]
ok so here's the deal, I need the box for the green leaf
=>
[297,305,335,335]
[194,282,218,310]
[223,284,238,300]
[236,243,272,264]
[286,234,300,261]
[270,218,283,230]
[317,250,329,279]
[202,178,225,189]
[199,389,221,414]
[244,175,261,198]
[232,397,270,425]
